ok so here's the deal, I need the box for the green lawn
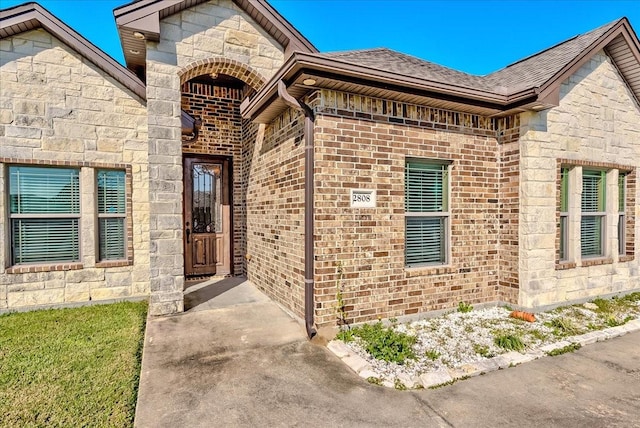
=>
[0,301,147,427]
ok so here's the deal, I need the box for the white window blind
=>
[405,161,449,266]
[9,166,80,264]
[581,170,605,258]
[97,170,126,261]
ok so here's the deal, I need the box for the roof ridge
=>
[490,17,623,75]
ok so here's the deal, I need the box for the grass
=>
[0,301,147,427]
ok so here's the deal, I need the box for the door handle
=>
[186,222,191,244]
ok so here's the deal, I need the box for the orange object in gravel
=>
[510,310,536,323]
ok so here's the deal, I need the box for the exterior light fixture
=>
[302,78,317,86]
[133,31,146,40]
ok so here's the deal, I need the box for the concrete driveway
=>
[135,279,640,428]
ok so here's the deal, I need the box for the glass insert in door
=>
[192,164,222,234]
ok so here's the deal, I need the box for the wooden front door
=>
[183,156,231,277]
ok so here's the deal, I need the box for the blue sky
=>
[3,0,639,75]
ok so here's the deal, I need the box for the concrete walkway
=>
[135,279,640,427]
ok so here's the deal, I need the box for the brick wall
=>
[245,108,306,318]
[308,90,520,326]
[518,51,640,308]
[0,29,149,310]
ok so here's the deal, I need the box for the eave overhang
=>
[243,17,640,124]
[1,2,146,101]
[240,52,549,123]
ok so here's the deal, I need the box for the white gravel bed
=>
[337,298,640,388]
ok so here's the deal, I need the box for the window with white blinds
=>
[405,160,449,267]
[581,170,605,258]
[9,166,80,264]
[97,170,126,261]
[559,168,569,261]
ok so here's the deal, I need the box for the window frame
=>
[96,169,127,262]
[559,167,569,261]
[404,159,451,268]
[618,173,626,256]
[580,169,606,259]
[8,165,82,266]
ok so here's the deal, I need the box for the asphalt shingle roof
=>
[320,19,621,97]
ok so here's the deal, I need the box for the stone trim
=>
[308,89,521,138]
[178,58,266,92]
[1,157,135,270]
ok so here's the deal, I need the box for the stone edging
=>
[327,318,640,389]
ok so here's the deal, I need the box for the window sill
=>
[555,261,577,270]
[619,255,635,263]
[581,258,614,267]
[405,265,456,277]
[6,263,83,274]
[96,260,133,268]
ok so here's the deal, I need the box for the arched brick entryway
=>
[178,58,265,91]
[179,58,264,289]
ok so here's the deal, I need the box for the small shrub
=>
[546,343,581,356]
[457,301,473,313]
[494,334,525,351]
[342,322,417,364]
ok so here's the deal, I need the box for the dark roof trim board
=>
[243,17,640,123]
[114,0,317,75]
[535,18,640,105]
[0,2,146,101]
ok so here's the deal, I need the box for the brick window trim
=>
[6,263,83,274]
[405,265,457,277]
[555,159,636,270]
[2,157,135,270]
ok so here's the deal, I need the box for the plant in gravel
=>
[546,316,582,337]
[546,343,581,356]
[334,261,349,330]
[457,301,473,313]
[425,349,441,361]
[528,329,548,342]
[494,334,525,352]
[394,379,407,390]
[367,377,382,386]
[340,321,417,364]
[592,297,612,314]
[473,343,494,358]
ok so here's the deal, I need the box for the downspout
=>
[277,80,317,339]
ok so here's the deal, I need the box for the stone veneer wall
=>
[0,29,149,310]
[245,109,306,317]
[308,90,520,326]
[181,81,245,274]
[145,0,285,314]
[518,51,640,308]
